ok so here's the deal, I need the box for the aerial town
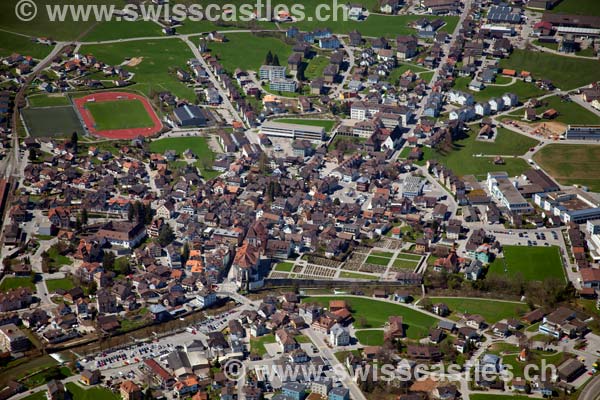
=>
[1,0,600,399]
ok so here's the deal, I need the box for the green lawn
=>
[453,76,545,103]
[22,106,85,137]
[207,32,293,73]
[65,382,120,400]
[46,278,75,292]
[550,0,600,16]
[0,0,125,41]
[48,246,73,267]
[0,32,53,59]
[303,296,438,339]
[365,256,390,266]
[86,99,155,130]
[81,20,163,42]
[536,96,600,125]
[274,118,336,133]
[389,63,430,85]
[274,262,294,272]
[534,144,600,192]
[422,127,539,179]
[22,366,72,388]
[149,137,214,159]
[339,271,379,280]
[355,330,384,346]
[27,94,71,108]
[488,245,565,282]
[397,253,422,261]
[304,56,329,81]
[499,49,600,89]
[471,395,533,400]
[370,251,394,258]
[429,297,528,323]
[392,259,419,270]
[0,276,35,291]
[79,39,196,100]
[250,333,276,356]
[502,351,566,379]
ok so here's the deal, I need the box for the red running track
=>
[73,91,162,139]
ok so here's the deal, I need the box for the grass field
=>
[0,276,35,291]
[371,251,394,258]
[534,96,600,125]
[81,20,163,42]
[428,297,528,323]
[250,333,276,356]
[389,63,430,85]
[397,253,422,261]
[502,350,566,379]
[550,0,600,16]
[533,144,600,192]
[207,33,293,72]
[274,262,294,272]
[80,39,196,100]
[355,330,384,346]
[453,76,545,103]
[149,136,213,157]
[489,245,565,282]
[339,271,379,280]
[304,56,329,80]
[0,32,53,59]
[365,256,390,266]
[87,99,154,130]
[27,94,71,108]
[22,106,85,137]
[392,259,419,269]
[149,136,216,176]
[46,278,75,292]
[274,118,336,132]
[303,296,438,339]
[0,0,126,41]
[422,127,538,178]
[48,246,73,267]
[499,49,600,89]
[471,395,532,400]
[65,382,120,400]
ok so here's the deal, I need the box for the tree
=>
[114,257,130,276]
[80,208,88,225]
[158,224,175,247]
[102,251,116,271]
[181,242,190,264]
[127,203,135,222]
[265,50,273,65]
[333,198,341,206]
[272,54,280,66]
[71,131,78,147]
[28,149,37,162]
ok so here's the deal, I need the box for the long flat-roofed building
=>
[534,189,600,223]
[487,172,532,213]
[260,121,325,141]
[565,125,600,140]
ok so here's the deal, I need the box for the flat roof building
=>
[487,172,532,213]
[534,189,600,223]
[173,104,207,127]
[260,121,325,142]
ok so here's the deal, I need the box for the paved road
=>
[181,37,244,126]
[579,373,600,400]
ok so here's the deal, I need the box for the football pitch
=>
[86,99,155,131]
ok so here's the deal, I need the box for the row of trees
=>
[264,50,281,66]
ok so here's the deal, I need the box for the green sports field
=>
[86,99,154,130]
[22,106,85,137]
[488,245,565,282]
[274,118,336,133]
